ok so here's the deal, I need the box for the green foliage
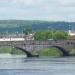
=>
[23,26,33,35]
[34,30,68,40]
[34,30,50,40]
[34,31,48,40]
[0,48,11,53]
[39,47,63,56]
[53,30,68,40]
[0,48,25,55]
[11,48,25,55]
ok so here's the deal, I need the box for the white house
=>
[68,30,75,36]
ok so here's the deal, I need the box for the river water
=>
[0,54,75,75]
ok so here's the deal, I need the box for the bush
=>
[34,30,68,40]
[39,47,63,56]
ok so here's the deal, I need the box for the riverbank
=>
[0,47,75,56]
[0,48,25,55]
[0,47,62,56]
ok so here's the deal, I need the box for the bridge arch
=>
[11,46,70,57]
[12,46,39,57]
[51,46,70,56]
[0,44,70,57]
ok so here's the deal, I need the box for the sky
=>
[0,0,75,22]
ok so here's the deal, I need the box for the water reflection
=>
[0,54,75,75]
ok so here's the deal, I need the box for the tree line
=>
[33,30,68,40]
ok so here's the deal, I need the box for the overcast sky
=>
[0,0,75,21]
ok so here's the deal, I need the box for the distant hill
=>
[0,20,75,33]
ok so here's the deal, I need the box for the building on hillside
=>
[68,30,75,36]
[0,33,34,41]
[24,33,34,40]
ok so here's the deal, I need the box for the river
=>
[0,54,75,75]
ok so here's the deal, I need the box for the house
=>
[68,30,75,36]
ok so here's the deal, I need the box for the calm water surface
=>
[0,54,75,75]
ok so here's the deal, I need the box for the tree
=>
[34,30,68,40]
[53,30,68,39]
[34,30,52,40]
[34,31,47,40]
[23,26,32,35]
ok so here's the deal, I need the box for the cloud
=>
[0,0,75,7]
[58,0,75,7]
[0,0,75,21]
[11,0,43,6]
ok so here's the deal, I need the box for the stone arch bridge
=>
[0,40,75,57]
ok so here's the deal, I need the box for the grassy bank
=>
[1,47,75,56]
[38,47,63,56]
[0,47,62,56]
[31,47,63,56]
[0,48,25,55]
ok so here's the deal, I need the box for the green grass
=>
[39,47,63,56]
[0,48,11,53]
[0,48,25,55]
[69,48,75,55]
[0,47,64,56]
[11,48,26,55]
